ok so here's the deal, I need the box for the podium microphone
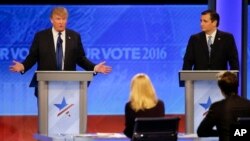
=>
[210,44,214,49]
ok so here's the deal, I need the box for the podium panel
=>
[48,81,80,134]
[179,70,238,134]
[193,81,223,132]
[36,71,94,135]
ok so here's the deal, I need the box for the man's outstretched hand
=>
[94,61,112,74]
[9,60,24,73]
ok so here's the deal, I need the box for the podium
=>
[36,71,94,135]
[179,70,238,134]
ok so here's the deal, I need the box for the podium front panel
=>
[193,81,223,132]
[48,81,80,134]
[179,70,238,134]
[37,71,93,135]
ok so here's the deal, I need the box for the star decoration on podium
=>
[54,97,74,117]
[199,96,212,110]
[54,97,67,110]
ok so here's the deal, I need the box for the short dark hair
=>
[217,71,238,96]
[201,9,220,27]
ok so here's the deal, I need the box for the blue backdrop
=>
[3,5,238,115]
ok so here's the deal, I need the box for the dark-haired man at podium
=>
[9,6,112,96]
[182,9,239,70]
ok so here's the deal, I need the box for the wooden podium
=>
[179,70,238,134]
[36,71,94,135]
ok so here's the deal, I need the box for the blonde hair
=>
[129,73,158,112]
[50,7,68,18]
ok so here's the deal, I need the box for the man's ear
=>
[212,20,218,27]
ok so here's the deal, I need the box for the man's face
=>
[200,13,217,34]
[50,14,67,32]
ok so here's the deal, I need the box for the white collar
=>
[52,27,65,36]
[206,30,217,38]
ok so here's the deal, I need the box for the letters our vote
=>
[0,47,29,61]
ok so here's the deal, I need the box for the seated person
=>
[197,71,250,141]
[123,73,165,138]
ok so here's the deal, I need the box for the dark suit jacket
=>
[182,30,239,70]
[123,100,165,138]
[197,95,250,141]
[22,28,95,87]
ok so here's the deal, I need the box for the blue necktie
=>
[207,36,212,57]
[56,32,63,70]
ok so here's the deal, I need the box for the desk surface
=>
[34,133,219,141]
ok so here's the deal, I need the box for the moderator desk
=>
[34,133,219,141]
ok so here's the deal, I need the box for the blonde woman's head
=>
[129,73,158,111]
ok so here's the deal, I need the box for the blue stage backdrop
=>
[1,5,213,115]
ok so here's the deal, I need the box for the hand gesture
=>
[9,60,24,73]
[94,61,112,74]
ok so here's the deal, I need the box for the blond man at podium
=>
[9,6,112,96]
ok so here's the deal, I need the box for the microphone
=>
[210,44,214,49]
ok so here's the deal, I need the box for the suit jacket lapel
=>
[64,30,72,69]
[200,32,209,58]
[47,29,57,67]
[213,30,222,50]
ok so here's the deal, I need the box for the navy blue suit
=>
[182,30,239,70]
[22,28,95,94]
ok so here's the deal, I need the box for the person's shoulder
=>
[210,99,225,108]
[158,99,164,103]
[190,31,204,37]
[157,99,165,106]
[217,30,234,37]
[66,28,80,35]
[189,32,204,40]
[237,96,250,104]
[36,28,51,33]
[125,101,133,111]
[33,28,52,38]
[125,101,131,108]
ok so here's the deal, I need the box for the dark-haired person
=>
[182,10,239,70]
[197,71,250,141]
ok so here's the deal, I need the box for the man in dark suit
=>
[182,10,239,70]
[197,71,250,141]
[9,7,112,95]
